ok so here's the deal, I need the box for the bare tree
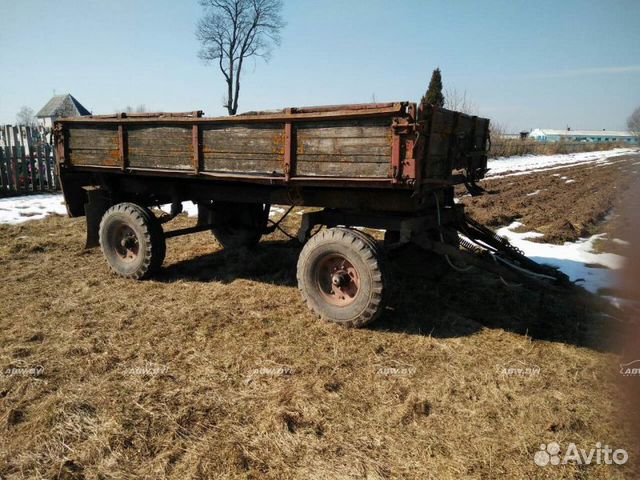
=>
[444,88,478,115]
[16,106,36,126]
[123,105,147,114]
[196,0,284,115]
[628,106,640,139]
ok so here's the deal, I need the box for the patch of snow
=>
[526,190,542,196]
[565,179,575,184]
[496,222,624,294]
[158,201,199,217]
[612,238,630,246]
[0,193,67,225]
[160,201,284,219]
[486,148,638,179]
[270,206,286,218]
[182,201,199,217]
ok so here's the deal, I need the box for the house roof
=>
[530,129,634,137]
[36,94,91,118]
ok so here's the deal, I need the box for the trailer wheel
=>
[208,202,266,249]
[297,228,386,328]
[99,203,165,279]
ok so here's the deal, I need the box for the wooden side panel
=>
[68,125,119,166]
[62,114,402,180]
[128,125,192,170]
[423,108,490,179]
[202,123,284,175]
[295,118,392,178]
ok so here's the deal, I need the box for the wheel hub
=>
[331,271,350,287]
[112,225,139,261]
[316,254,360,307]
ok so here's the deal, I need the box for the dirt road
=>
[1,152,639,479]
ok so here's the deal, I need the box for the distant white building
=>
[36,94,91,130]
[529,128,638,144]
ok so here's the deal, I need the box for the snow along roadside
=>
[496,222,623,294]
[486,147,638,179]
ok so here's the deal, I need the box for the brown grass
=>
[1,155,640,479]
[490,139,626,158]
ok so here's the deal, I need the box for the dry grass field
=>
[1,153,640,479]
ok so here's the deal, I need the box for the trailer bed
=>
[55,102,489,190]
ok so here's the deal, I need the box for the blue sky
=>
[1,0,639,131]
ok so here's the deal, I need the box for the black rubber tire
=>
[208,202,266,249]
[297,227,386,328]
[99,202,165,279]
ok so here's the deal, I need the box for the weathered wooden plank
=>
[69,148,120,167]
[202,116,285,175]
[42,144,50,190]
[0,147,8,194]
[202,124,285,155]
[26,134,37,192]
[68,126,119,138]
[44,144,55,190]
[18,145,32,193]
[204,136,284,154]
[296,118,391,138]
[68,126,118,150]
[204,151,283,163]
[203,122,286,132]
[127,126,192,144]
[35,143,44,191]
[126,126,192,170]
[297,136,391,156]
[297,153,389,164]
[49,142,60,190]
[203,158,283,174]
[10,146,20,194]
[69,136,119,149]
[8,148,17,194]
[296,159,389,177]
[127,153,192,170]
[128,147,191,155]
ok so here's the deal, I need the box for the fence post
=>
[0,147,7,195]
[44,143,54,191]
[51,142,59,190]
[10,146,19,194]
[35,140,43,192]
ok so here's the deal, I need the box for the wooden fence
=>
[0,125,59,196]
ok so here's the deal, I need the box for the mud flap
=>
[83,187,112,249]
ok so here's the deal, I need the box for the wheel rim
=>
[315,253,360,307]
[110,223,140,262]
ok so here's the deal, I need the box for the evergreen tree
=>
[421,68,445,108]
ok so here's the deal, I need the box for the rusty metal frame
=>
[390,106,418,184]
[191,110,203,174]
[117,113,128,171]
[283,108,296,181]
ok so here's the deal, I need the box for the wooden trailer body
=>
[54,102,489,216]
